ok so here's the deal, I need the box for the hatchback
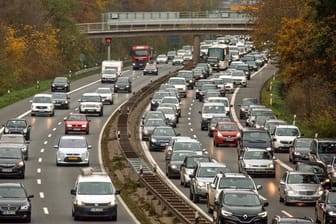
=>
[213,122,240,147]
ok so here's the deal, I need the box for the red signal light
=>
[105,37,112,44]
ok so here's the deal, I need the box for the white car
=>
[96,87,113,105]
[231,69,247,87]
[78,93,104,116]
[71,167,120,220]
[55,135,91,166]
[168,77,187,98]
[272,125,301,153]
[206,97,231,116]
[30,93,55,117]
[172,55,184,65]
[156,54,168,64]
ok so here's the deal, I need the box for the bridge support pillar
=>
[193,35,200,65]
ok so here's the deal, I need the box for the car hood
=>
[0,198,28,207]
[224,204,263,215]
[58,147,88,154]
[152,136,174,141]
[242,140,271,149]
[275,136,298,142]
[288,184,320,191]
[219,130,239,136]
[0,142,26,148]
[243,159,273,166]
[32,103,53,106]
[0,158,22,165]
[66,120,88,125]
[318,154,335,165]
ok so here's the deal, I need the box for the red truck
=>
[130,45,153,70]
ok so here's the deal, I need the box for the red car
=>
[64,113,90,134]
[213,122,240,147]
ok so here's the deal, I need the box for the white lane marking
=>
[276,159,294,171]
[48,134,52,138]
[58,122,62,125]
[190,128,193,132]
[259,195,267,201]
[40,192,45,199]
[188,122,191,126]
[188,112,191,115]
[193,135,197,139]
[189,107,192,111]
[192,99,195,103]
[40,148,44,153]
[37,179,41,185]
[37,168,41,173]
[43,141,48,145]
[52,128,56,131]
[43,207,49,215]
[281,210,293,217]
[38,158,42,163]
[190,103,193,106]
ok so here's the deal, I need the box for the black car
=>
[51,76,70,92]
[289,137,314,163]
[237,127,272,158]
[213,189,268,224]
[150,91,170,111]
[2,119,31,140]
[315,190,336,224]
[0,145,25,178]
[271,216,314,224]
[114,77,132,93]
[149,126,179,151]
[238,97,259,119]
[52,92,70,109]
[0,183,33,222]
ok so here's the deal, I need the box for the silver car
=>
[180,155,211,187]
[189,162,230,203]
[0,134,29,160]
[238,148,275,177]
[55,135,92,166]
[279,171,323,205]
[96,87,113,105]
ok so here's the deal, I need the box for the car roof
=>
[241,127,269,132]
[77,168,112,183]
[0,182,22,188]
[34,93,52,97]
[60,135,86,140]
[275,125,299,129]
[245,148,269,152]
[220,172,250,178]
[197,161,226,168]
[174,138,199,143]
[82,92,100,96]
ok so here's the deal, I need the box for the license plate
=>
[68,157,79,161]
[73,128,81,131]
[90,208,103,212]
[2,210,16,215]
[226,138,234,142]
[2,168,13,172]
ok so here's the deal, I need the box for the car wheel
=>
[99,110,103,117]
[50,111,54,117]
[192,193,199,203]
[207,198,213,214]
[284,197,289,205]
[86,130,89,135]
[110,215,117,221]
[24,215,31,223]
[189,189,193,200]
[279,195,284,203]
[183,181,188,188]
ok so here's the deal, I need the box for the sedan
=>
[238,148,276,177]
[54,135,92,166]
[51,76,70,92]
[114,77,132,93]
[156,54,168,64]
[315,190,336,224]
[0,183,33,222]
[96,87,113,104]
[141,118,167,141]
[289,137,314,163]
[64,113,90,135]
[279,171,323,205]
[0,145,25,179]
[166,150,197,178]
[238,97,259,119]
[144,62,158,75]
[213,122,240,147]
[149,126,179,151]
[2,119,31,140]
[52,92,70,109]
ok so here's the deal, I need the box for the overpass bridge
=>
[77,10,255,63]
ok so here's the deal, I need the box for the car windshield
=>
[152,128,175,136]
[0,186,26,198]
[152,92,169,100]
[185,157,210,168]
[157,108,174,115]
[208,99,229,106]
[174,142,201,151]
[169,79,185,85]
[177,72,192,79]
[276,128,300,136]
[224,193,260,206]
[218,124,238,131]
[328,193,336,204]
[297,164,325,175]
[6,120,27,128]
[171,152,195,161]
[219,177,255,190]
[162,97,178,104]
[59,138,87,148]
[53,77,67,84]
[287,174,319,184]
[145,119,166,127]
[81,95,100,102]
[78,182,113,195]
[318,142,336,154]
[244,151,272,160]
[244,132,270,142]
[116,78,129,84]
[203,105,225,113]
[68,115,87,121]
[242,98,258,106]
[0,135,24,144]
[0,147,22,159]
[198,166,230,177]
[103,68,117,74]
[295,139,313,147]
[33,96,52,103]
[211,117,231,125]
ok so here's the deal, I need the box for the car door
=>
[208,176,219,208]
[315,192,326,221]
[279,172,288,199]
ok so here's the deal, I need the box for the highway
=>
[142,62,315,221]
[0,64,179,223]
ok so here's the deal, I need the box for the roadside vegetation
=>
[251,0,336,137]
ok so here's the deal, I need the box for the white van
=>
[101,60,123,83]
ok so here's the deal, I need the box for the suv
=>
[189,162,230,203]
[2,119,31,140]
[78,93,103,116]
[309,138,336,166]
[70,168,120,221]
[271,125,301,153]
[213,189,268,224]
[237,128,272,157]
[207,172,262,214]
[30,93,55,117]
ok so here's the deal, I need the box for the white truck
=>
[101,60,123,83]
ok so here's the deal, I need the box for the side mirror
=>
[239,156,243,160]
[53,145,59,149]
[88,145,93,149]
[263,201,269,207]
[64,117,68,121]
[28,195,34,199]
[70,189,76,195]
[189,174,195,179]
[115,190,121,195]
[176,133,181,136]
[29,100,33,103]
[199,111,202,114]
[256,185,262,190]
[210,183,215,189]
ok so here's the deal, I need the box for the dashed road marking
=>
[48,134,52,138]
[281,210,293,217]
[40,192,45,199]
[37,168,41,173]
[43,141,48,145]
[43,207,49,215]
[40,148,44,153]
[188,122,191,126]
[37,179,41,185]
[58,122,62,125]
[38,158,42,163]
[52,128,56,131]
[190,128,193,132]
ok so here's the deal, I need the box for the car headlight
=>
[52,84,55,87]
[115,85,118,88]
[126,85,129,88]
[4,128,9,133]
[170,164,177,169]
[143,129,148,135]
[221,209,232,216]
[75,199,83,206]
[67,124,72,127]
[81,124,87,128]
[217,132,223,137]
[20,202,30,210]
[17,161,24,167]
[245,163,252,168]
[196,181,206,187]
[23,128,27,133]
[287,190,297,195]
[21,147,27,152]
[258,211,267,218]
[294,151,301,155]
[266,147,272,152]
[151,138,157,143]
[328,211,336,216]
[268,163,274,168]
